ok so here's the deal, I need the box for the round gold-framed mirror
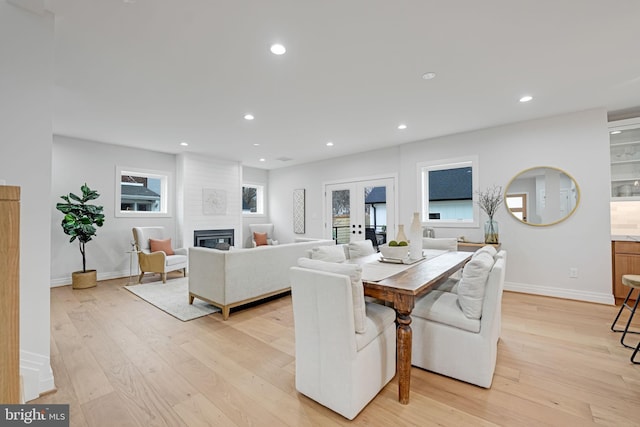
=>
[505,166,580,226]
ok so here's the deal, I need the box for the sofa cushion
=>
[457,251,494,319]
[348,240,376,258]
[310,245,347,263]
[413,290,481,333]
[297,257,366,334]
[149,238,174,255]
[253,232,269,246]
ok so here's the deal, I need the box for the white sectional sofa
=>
[188,239,336,319]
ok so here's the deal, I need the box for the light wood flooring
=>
[36,273,640,426]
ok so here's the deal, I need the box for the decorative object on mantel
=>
[293,188,305,234]
[409,212,423,260]
[56,183,105,289]
[477,185,503,244]
[202,188,227,215]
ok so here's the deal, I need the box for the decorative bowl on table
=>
[379,243,409,260]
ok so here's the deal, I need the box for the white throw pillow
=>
[297,257,366,334]
[473,245,497,259]
[310,245,347,263]
[348,240,376,258]
[457,251,494,319]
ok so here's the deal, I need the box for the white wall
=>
[51,136,178,285]
[400,108,612,303]
[270,109,614,304]
[177,153,242,249]
[0,1,55,400]
[242,166,270,248]
[269,146,400,244]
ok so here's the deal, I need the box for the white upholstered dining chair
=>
[290,259,396,420]
[410,250,507,388]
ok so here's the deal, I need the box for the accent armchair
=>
[248,223,278,247]
[132,226,188,283]
[290,259,396,420]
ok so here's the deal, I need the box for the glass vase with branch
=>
[477,185,503,244]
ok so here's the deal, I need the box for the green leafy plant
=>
[56,184,105,273]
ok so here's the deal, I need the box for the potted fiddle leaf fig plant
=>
[56,183,105,289]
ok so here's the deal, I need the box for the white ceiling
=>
[45,0,640,169]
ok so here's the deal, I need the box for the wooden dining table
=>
[351,250,473,404]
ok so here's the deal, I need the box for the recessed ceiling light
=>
[422,72,436,80]
[259,158,266,162]
[180,141,189,147]
[244,114,254,120]
[519,95,533,103]
[270,44,286,55]
[611,130,622,135]
[326,142,334,147]
[397,124,407,130]
[253,143,260,146]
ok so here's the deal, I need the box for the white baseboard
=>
[505,281,615,305]
[50,269,131,287]
[20,349,55,402]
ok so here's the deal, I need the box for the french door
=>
[325,178,395,247]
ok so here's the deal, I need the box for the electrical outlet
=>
[569,268,578,278]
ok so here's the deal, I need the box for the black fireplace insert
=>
[194,229,234,250]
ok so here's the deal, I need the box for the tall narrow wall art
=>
[293,188,305,233]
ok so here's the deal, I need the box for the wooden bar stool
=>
[611,274,640,349]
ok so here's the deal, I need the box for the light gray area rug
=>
[124,277,219,321]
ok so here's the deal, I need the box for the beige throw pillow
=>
[297,257,366,334]
[456,251,494,319]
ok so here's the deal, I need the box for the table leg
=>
[396,307,412,404]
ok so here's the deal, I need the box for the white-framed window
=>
[417,155,479,228]
[115,166,171,217]
[242,183,265,216]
